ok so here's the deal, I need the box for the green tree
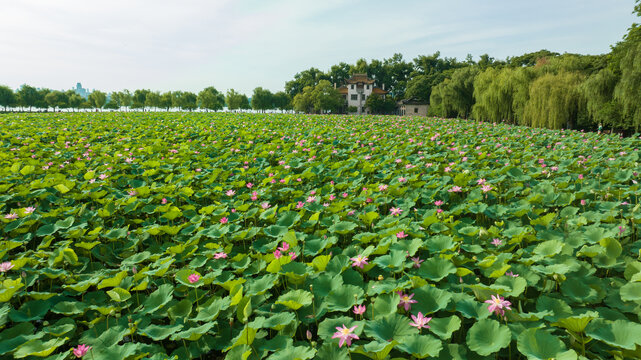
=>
[328,63,351,87]
[18,85,38,111]
[272,91,291,110]
[404,75,432,102]
[472,67,533,123]
[508,49,560,67]
[613,5,641,132]
[523,71,585,129]
[197,87,225,111]
[252,87,274,112]
[292,86,314,113]
[0,85,16,111]
[120,90,133,111]
[88,90,107,110]
[285,68,327,97]
[65,90,83,112]
[145,91,161,111]
[132,89,149,110]
[159,92,173,111]
[311,80,343,113]
[44,90,69,111]
[365,93,396,114]
[226,89,246,110]
[383,53,413,99]
[580,68,621,130]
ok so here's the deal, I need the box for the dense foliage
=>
[1,113,640,359]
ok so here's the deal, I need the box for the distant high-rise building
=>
[74,83,90,99]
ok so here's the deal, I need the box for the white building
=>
[337,74,388,115]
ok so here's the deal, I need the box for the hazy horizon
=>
[1,0,637,95]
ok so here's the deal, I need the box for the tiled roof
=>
[372,87,388,95]
[345,73,375,84]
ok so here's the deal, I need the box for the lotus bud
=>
[377,275,384,281]
[306,330,313,340]
[479,228,488,238]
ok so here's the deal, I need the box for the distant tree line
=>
[0,85,292,113]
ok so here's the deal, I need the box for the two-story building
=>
[337,74,388,115]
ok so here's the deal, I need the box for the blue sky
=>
[0,0,637,95]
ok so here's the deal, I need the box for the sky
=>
[0,0,638,95]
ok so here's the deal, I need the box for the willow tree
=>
[580,68,621,129]
[614,30,641,131]
[429,79,455,117]
[523,71,585,129]
[472,67,532,123]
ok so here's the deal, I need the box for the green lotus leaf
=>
[276,289,312,310]
[620,282,641,302]
[466,318,511,356]
[452,293,490,320]
[371,292,400,320]
[551,311,599,333]
[43,318,76,337]
[9,300,50,322]
[103,226,128,240]
[169,322,215,341]
[585,319,641,350]
[276,211,301,228]
[411,285,452,314]
[493,276,527,297]
[315,342,349,360]
[329,221,358,234]
[373,249,407,271]
[175,269,203,287]
[107,287,131,302]
[139,323,184,341]
[326,284,364,312]
[425,235,456,252]
[226,326,258,352]
[140,284,173,314]
[13,337,68,358]
[168,299,193,320]
[245,273,278,296]
[417,257,456,281]
[364,313,415,342]
[264,225,289,238]
[429,315,461,340]
[517,328,576,360]
[533,240,563,257]
[266,346,316,360]
[193,296,230,322]
[51,301,88,315]
[397,334,443,358]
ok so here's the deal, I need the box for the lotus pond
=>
[1,113,641,359]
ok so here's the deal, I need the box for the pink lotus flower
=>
[353,304,366,315]
[390,207,403,216]
[485,294,511,316]
[99,174,108,180]
[278,242,290,252]
[378,184,388,191]
[491,238,502,247]
[398,177,407,183]
[261,202,271,209]
[396,231,408,239]
[161,198,167,204]
[188,273,200,283]
[226,190,235,196]
[434,200,444,206]
[332,325,359,348]
[409,312,432,330]
[296,201,304,209]
[398,292,417,311]
[350,254,369,269]
[246,182,253,188]
[127,190,137,196]
[306,196,316,203]
[505,271,519,277]
[477,178,486,185]
[4,213,18,220]
[72,344,91,358]
[273,250,282,259]
[0,262,14,273]
[214,252,227,259]
[289,252,297,260]
[448,186,462,193]
[342,192,348,198]
[220,217,228,224]
[481,185,493,193]
[24,207,36,214]
[580,199,586,206]
[411,257,424,268]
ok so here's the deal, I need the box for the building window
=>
[366,85,369,90]
[351,94,358,101]
[350,85,354,89]
[361,94,366,100]
[414,107,418,113]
